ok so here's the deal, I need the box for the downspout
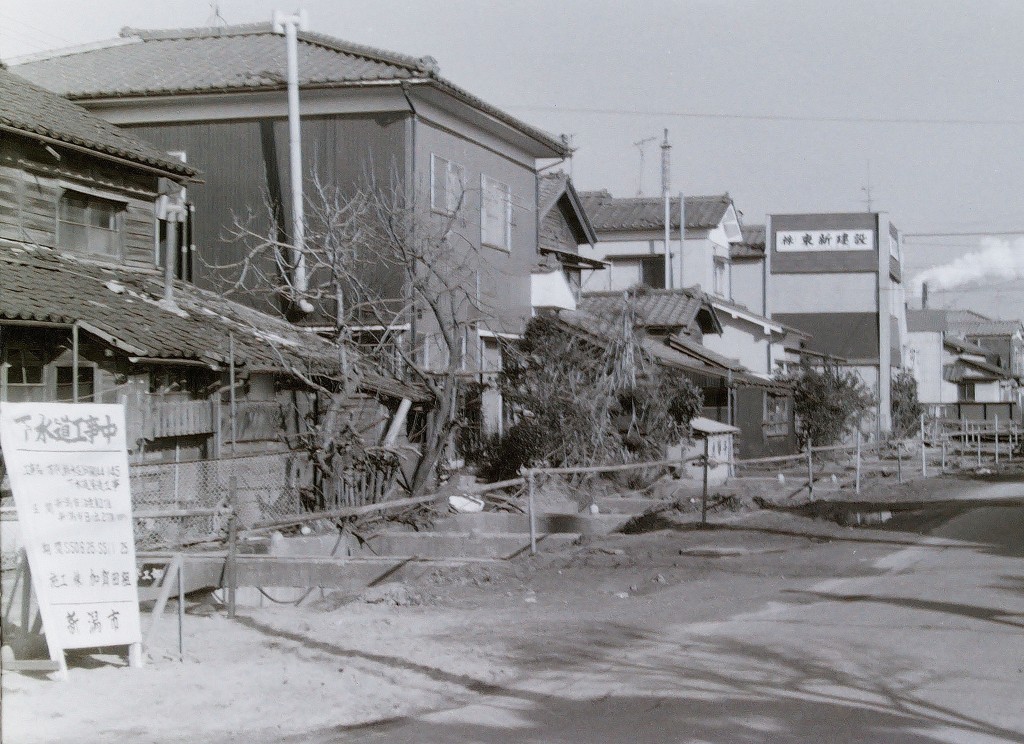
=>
[273,10,314,315]
[72,323,79,403]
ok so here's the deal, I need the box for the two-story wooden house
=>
[14,24,572,374]
[0,67,418,468]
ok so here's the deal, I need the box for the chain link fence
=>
[130,452,305,551]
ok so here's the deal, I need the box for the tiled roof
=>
[538,172,569,216]
[0,243,423,401]
[579,287,718,334]
[0,67,197,178]
[948,317,1024,337]
[12,24,569,158]
[555,309,787,390]
[577,191,733,232]
[730,224,765,259]
[538,171,598,247]
[943,335,992,357]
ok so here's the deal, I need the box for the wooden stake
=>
[177,560,185,662]
[806,438,814,498]
[920,413,927,477]
[227,476,239,618]
[855,431,861,495]
[527,469,537,556]
[994,414,1000,466]
[701,437,710,526]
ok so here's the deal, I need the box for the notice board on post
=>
[0,402,142,667]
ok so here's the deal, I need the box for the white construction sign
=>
[0,403,141,653]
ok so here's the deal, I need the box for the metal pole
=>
[177,560,185,661]
[977,424,982,466]
[806,438,813,498]
[941,437,947,470]
[701,437,709,526]
[527,469,537,556]
[272,10,311,309]
[226,477,238,618]
[920,413,926,477]
[855,431,861,495]
[71,323,79,402]
[897,442,903,483]
[661,129,672,289]
[678,191,686,288]
[229,333,237,454]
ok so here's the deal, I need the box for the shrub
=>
[891,370,924,438]
[788,360,872,447]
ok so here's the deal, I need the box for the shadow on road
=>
[277,630,1024,744]
[786,589,1024,629]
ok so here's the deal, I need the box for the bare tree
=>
[217,166,493,499]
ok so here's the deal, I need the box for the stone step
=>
[593,496,672,514]
[263,530,582,560]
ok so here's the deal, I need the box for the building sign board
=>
[0,403,141,652]
[776,229,874,252]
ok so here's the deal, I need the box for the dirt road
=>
[3,475,1022,743]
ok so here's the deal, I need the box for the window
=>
[639,256,665,289]
[764,394,791,437]
[57,190,124,257]
[481,176,512,251]
[713,257,728,297]
[431,155,466,215]
[957,382,976,402]
[3,347,46,402]
[55,366,95,402]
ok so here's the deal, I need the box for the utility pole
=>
[661,129,672,290]
[273,9,314,314]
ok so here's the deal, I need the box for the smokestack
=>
[922,282,929,309]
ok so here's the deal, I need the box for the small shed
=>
[680,417,740,486]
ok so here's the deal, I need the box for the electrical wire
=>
[501,103,1024,128]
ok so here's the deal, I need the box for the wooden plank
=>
[247,493,445,532]
[143,554,183,650]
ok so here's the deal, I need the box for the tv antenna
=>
[861,159,874,212]
[633,135,657,196]
[207,2,228,27]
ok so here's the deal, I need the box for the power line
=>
[903,231,1024,238]
[502,103,1024,127]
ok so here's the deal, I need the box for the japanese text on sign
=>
[776,229,874,252]
[0,403,142,650]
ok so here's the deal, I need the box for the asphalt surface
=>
[308,488,1024,743]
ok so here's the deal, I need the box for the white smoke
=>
[913,237,1024,295]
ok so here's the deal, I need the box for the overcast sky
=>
[3,0,1023,318]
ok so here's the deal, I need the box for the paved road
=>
[310,496,1024,743]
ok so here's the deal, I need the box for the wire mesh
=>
[129,452,303,551]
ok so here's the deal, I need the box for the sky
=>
[3,0,1024,319]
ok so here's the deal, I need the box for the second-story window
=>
[481,175,512,251]
[430,155,465,215]
[57,190,124,258]
[713,257,728,297]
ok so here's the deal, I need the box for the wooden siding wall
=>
[540,201,579,254]
[0,138,160,271]
[128,113,408,322]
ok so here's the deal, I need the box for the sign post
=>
[0,403,142,679]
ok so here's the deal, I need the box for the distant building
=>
[907,309,1021,421]
[767,213,907,436]
[577,191,742,296]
